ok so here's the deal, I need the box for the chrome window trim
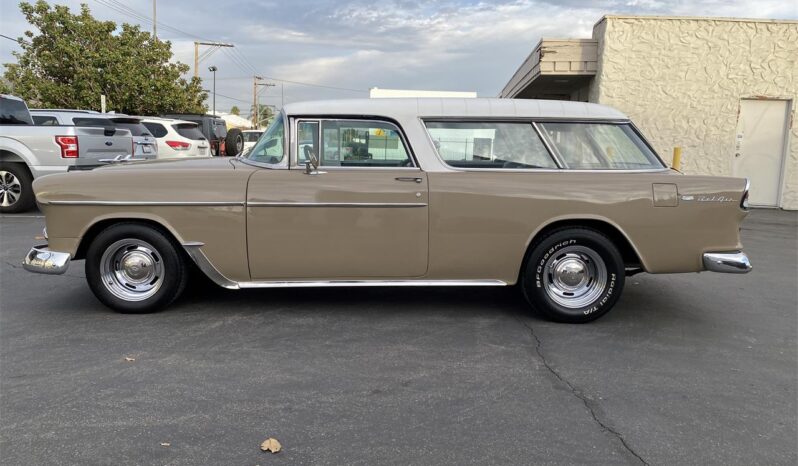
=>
[247,202,428,208]
[289,116,418,169]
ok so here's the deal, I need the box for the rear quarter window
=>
[539,123,664,170]
[142,122,168,138]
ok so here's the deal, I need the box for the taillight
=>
[165,140,190,150]
[55,136,78,158]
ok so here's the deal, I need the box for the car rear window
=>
[110,119,151,136]
[173,123,205,140]
[32,115,59,126]
[243,131,262,142]
[142,122,168,138]
[0,97,33,125]
[73,117,114,128]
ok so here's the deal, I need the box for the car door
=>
[246,117,429,280]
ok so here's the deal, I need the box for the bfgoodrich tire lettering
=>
[85,223,188,313]
[522,227,625,323]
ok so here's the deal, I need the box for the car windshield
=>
[245,114,284,164]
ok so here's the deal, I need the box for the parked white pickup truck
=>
[0,95,134,213]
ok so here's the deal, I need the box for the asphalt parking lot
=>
[0,209,796,465]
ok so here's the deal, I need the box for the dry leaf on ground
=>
[124,357,135,362]
[260,438,281,453]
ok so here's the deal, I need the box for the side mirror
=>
[303,145,320,173]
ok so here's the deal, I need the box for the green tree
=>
[230,105,240,115]
[3,1,207,115]
[249,104,274,127]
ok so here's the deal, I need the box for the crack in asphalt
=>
[515,315,649,466]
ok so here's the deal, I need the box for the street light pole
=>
[208,66,217,116]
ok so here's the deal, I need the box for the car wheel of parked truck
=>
[85,223,188,313]
[522,228,625,323]
[0,163,35,213]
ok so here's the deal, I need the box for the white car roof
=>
[139,117,198,126]
[281,98,629,121]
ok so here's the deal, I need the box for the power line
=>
[0,34,28,45]
[90,0,366,94]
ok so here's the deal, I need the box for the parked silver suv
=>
[31,110,158,158]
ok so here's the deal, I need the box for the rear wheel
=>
[0,163,35,213]
[85,223,188,313]
[521,228,625,323]
[225,128,244,156]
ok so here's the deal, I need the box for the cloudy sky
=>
[1,0,796,113]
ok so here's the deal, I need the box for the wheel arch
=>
[519,215,647,282]
[73,214,186,260]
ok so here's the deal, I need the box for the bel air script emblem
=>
[681,195,736,203]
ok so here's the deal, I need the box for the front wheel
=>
[85,223,188,313]
[521,228,625,323]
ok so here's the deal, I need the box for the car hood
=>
[33,157,256,205]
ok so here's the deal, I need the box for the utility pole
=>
[152,0,157,40]
[193,42,234,78]
[209,66,218,116]
[253,76,275,128]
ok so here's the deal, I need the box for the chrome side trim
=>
[23,245,71,275]
[181,242,240,289]
[237,279,507,289]
[45,200,245,206]
[247,202,428,208]
[702,251,752,274]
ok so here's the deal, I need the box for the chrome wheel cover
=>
[542,245,607,309]
[100,239,164,301]
[0,170,22,207]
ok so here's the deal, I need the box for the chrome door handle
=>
[395,177,423,183]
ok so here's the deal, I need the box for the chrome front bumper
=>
[23,245,71,275]
[703,251,752,274]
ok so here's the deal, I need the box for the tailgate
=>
[75,127,133,165]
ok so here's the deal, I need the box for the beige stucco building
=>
[501,15,797,209]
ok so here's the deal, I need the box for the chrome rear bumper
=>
[23,245,71,275]
[703,251,752,274]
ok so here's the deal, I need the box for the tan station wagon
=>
[23,98,752,323]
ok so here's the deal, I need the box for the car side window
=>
[296,119,413,168]
[32,115,59,126]
[424,121,557,169]
[246,115,285,165]
[142,122,168,138]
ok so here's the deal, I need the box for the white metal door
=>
[733,99,791,207]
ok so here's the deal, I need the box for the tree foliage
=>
[3,1,207,115]
[249,104,275,127]
[230,105,240,115]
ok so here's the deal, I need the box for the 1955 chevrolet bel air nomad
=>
[23,98,752,323]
